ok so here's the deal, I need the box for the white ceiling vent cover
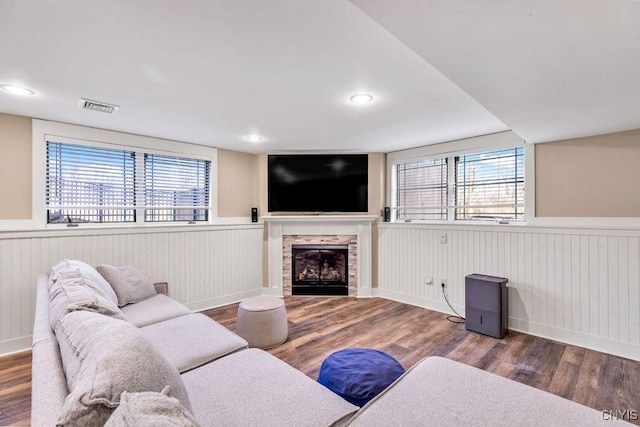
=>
[78,98,119,114]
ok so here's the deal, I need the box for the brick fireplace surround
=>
[283,235,357,296]
[263,215,377,298]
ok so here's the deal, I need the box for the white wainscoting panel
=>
[0,224,263,355]
[377,223,640,361]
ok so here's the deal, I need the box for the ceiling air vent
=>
[78,98,119,114]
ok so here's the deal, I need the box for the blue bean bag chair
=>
[317,348,405,407]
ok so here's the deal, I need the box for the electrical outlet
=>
[424,276,433,285]
[439,234,447,244]
[441,279,447,288]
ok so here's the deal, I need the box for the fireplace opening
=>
[292,244,348,296]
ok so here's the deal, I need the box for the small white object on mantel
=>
[262,215,377,298]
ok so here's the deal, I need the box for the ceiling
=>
[0,1,638,154]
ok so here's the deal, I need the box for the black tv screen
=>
[268,154,368,213]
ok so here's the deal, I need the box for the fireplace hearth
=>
[292,245,348,296]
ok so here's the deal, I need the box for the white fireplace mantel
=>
[262,215,377,297]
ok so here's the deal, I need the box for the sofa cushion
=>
[56,310,192,426]
[104,386,200,427]
[97,264,157,306]
[141,313,248,373]
[49,270,124,331]
[121,294,191,327]
[344,356,607,426]
[181,348,358,427]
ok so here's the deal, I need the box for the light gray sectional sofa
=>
[32,260,357,426]
[32,260,616,426]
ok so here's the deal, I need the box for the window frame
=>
[143,152,211,223]
[45,140,138,225]
[33,119,217,229]
[392,156,449,221]
[454,147,525,221]
[387,132,533,225]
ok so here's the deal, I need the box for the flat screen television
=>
[268,154,368,213]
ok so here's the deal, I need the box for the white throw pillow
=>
[68,259,120,305]
[49,259,120,305]
[56,311,192,426]
[50,270,126,391]
[104,386,200,427]
[49,269,125,329]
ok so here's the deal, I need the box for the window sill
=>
[378,218,640,233]
[385,219,527,226]
[0,217,262,237]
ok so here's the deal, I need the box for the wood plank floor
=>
[0,350,31,426]
[1,297,638,426]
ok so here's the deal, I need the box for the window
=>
[45,140,211,224]
[144,153,210,222]
[455,147,524,220]
[392,146,525,222]
[394,158,448,221]
[46,142,136,223]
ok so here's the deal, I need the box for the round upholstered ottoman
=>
[235,296,288,349]
[317,348,405,407]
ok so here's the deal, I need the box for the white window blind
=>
[46,142,136,223]
[455,147,525,220]
[144,153,210,222]
[391,146,525,223]
[394,158,448,220]
[46,141,212,225]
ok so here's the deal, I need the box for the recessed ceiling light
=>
[246,135,263,143]
[349,93,373,104]
[0,84,35,96]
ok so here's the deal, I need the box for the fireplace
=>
[292,245,348,296]
[265,215,375,297]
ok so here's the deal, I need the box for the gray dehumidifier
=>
[465,274,508,339]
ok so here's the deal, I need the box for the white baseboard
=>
[378,288,640,362]
[8,287,636,362]
[0,335,33,357]
[378,288,465,316]
[509,318,640,362]
[185,289,263,312]
[0,290,266,357]
[356,288,378,298]
[262,287,285,297]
